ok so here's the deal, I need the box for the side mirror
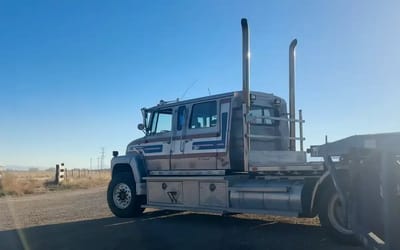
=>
[137,123,145,131]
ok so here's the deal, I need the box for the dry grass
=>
[0,170,110,197]
[0,172,43,196]
[57,171,110,190]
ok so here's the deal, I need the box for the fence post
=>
[55,164,65,184]
[55,164,59,183]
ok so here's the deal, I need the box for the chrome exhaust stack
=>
[241,18,250,110]
[289,39,297,151]
[241,18,250,171]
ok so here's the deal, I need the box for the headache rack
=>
[247,109,305,151]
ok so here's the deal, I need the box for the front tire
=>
[318,186,357,244]
[107,173,145,218]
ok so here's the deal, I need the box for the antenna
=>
[100,147,105,170]
[181,80,198,100]
[208,88,211,96]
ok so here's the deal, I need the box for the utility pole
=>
[97,157,100,170]
[90,157,92,170]
[100,147,105,170]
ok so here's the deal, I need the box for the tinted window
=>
[190,101,217,129]
[177,106,186,131]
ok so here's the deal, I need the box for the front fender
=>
[111,154,147,195]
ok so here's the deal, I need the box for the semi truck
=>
[107,19,399,247]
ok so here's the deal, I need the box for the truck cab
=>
[126,91,296,173]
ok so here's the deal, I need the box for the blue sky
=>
[1,0,399,169]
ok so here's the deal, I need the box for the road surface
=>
[0,187,363,250]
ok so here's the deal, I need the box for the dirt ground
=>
[0,187,364,250]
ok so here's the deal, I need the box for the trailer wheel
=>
[107,173,145,218]
[318,186,357,244]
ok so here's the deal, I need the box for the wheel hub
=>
[113,183,132,209]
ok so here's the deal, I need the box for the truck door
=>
[141,109,173,171]
[170,105,188,169]
[171,100,219,170]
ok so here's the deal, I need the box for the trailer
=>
[107,19,399,247]
[310,134,400,249]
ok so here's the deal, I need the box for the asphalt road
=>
[0,187,363,250]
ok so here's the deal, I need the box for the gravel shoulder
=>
[0,187,363,250]
[0,187,112,231]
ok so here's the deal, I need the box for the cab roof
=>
[144,90,282,111]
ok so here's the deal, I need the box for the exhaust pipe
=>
[241,18,250,110]
[241,18,250,171]
[289,39,297,151]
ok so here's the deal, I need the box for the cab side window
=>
[177,106,186,131]
[190,101,217,129]
[150,109,173,134]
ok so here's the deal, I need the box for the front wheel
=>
[318,186,357,244]
[107,173,145,218]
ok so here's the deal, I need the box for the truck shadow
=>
[0,210,362,250]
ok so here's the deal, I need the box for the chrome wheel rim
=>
[113,183,132,209]
[328,193,353,235]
